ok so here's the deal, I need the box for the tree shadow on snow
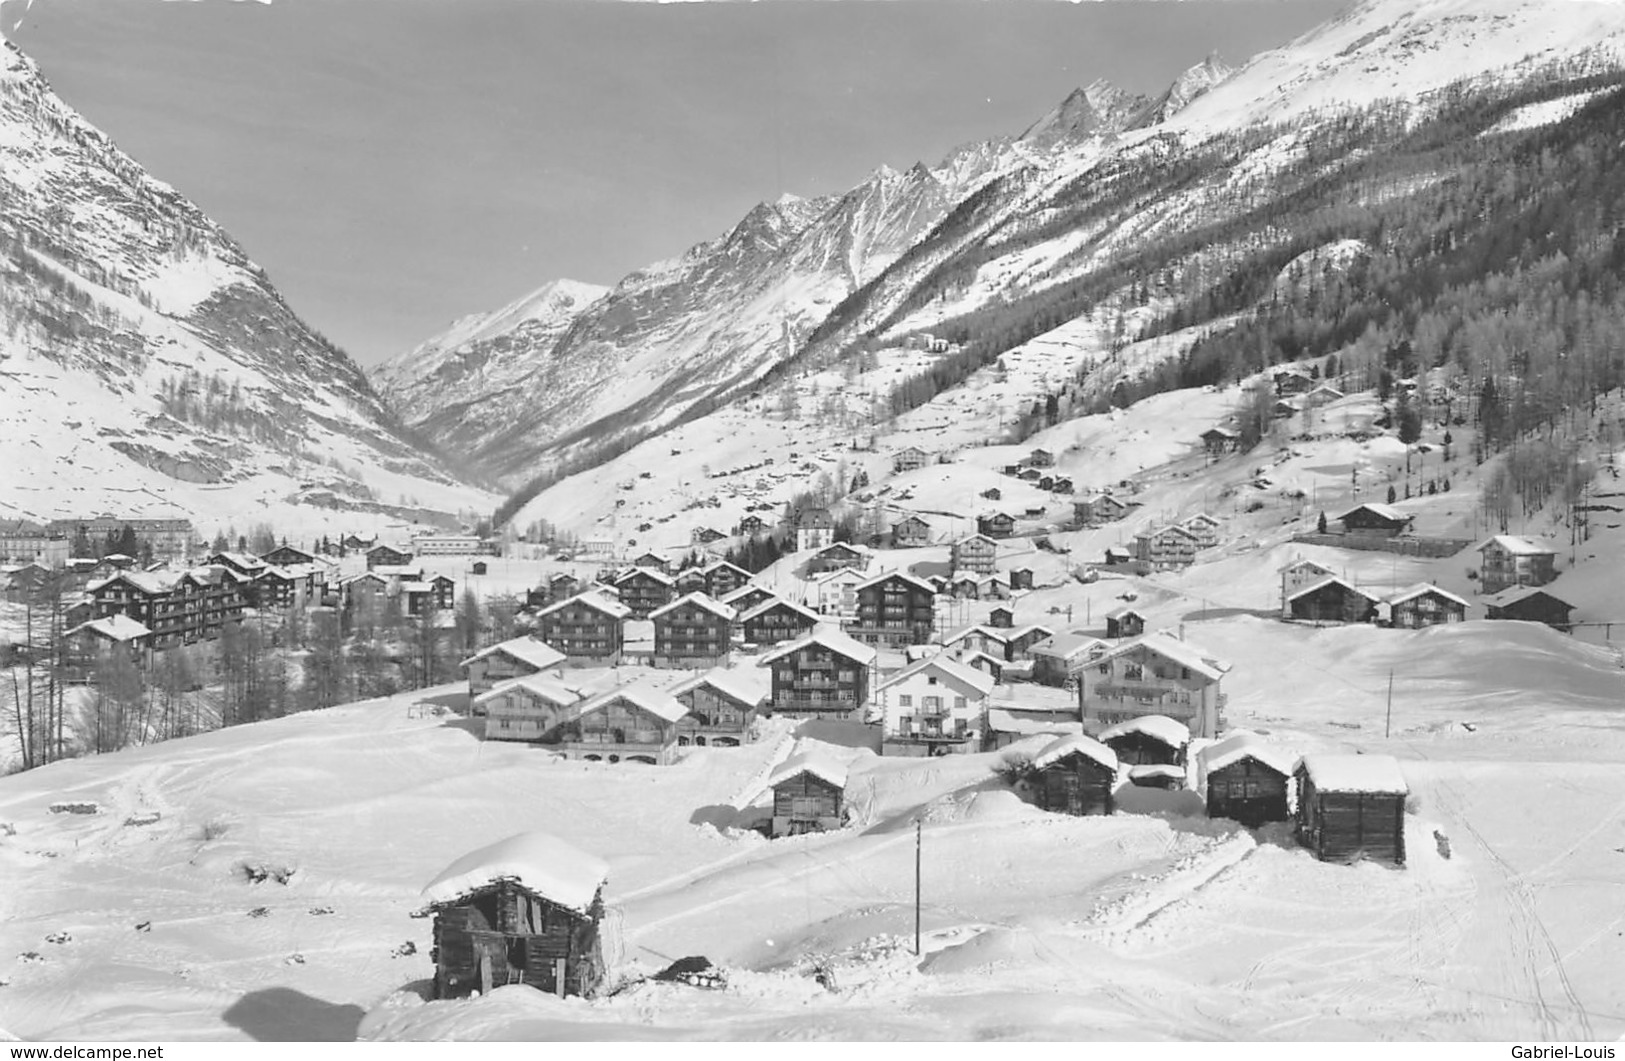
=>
[222,987,366,1042]
[436,715,485,737]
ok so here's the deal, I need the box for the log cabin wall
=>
[1204,759,1290,826]
[1034,756,1115,816]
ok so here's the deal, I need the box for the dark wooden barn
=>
[1295,754,1408,866]
[1198,732,1295,827]
[768,754,848,837]
[419,832,610,1000]
[1028,734,1119,817]
[1098,714,1189,767]
[1336,503,1412,538]
[1286,576,1380,624]
[1104,606,1146,639]
[1483,586,1574,632]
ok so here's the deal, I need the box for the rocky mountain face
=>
[0,39,493,535]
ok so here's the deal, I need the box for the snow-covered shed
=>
[419,831,610,1000]
[1029,733,1119,817]
[1196,731,1296,827]
[768,753,849,837]
[1098,714,1189,767]
[1294,754,1409,866]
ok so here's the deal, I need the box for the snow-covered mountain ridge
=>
[0,38,496,538]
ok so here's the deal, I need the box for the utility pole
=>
[1385,668,1394,739]
[914,817,922,958]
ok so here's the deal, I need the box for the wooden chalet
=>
[477,675,583,741]
[1103,545,1133,566]
[421,832,609,999]
[367,544,414,569]
[1004,623,1055,661]
[1028,734,1118,817]
[721,583,778,616]
[1098,714,1188,767]
[1049,475,1074,494]
[545,684,687,764]
[1383,583,1467,628]
[671,668,766,747]
[461,636,569,702]
[807,541,869,576]
[471,561,488,576]
[1336,503,1413,538]
[950,533,998,575]
[849,570,936,647]
[1029,632,1106,687]
[1074,493,1134,525]
[938,624,1011,661]
[1007,567,1034,591]
[1134,525,1198,570]
[632,551,671,573]
[261,544,319,568]
[1179,513,1222,549]
[1477,535,1557,594]
[795,508,836,553]
[1026,448,1055,469]
[1304,383,1344,408]
[537,592,630,664]
[949,572,982,599]
[809,566,865,616]
[700,560,752,599]
[1286,576,1381,624]
[1200,426,1241,455]
[1197,732,1295,827]
[340,533,377,552]
[1104,607,1146,639]
[1295,755,1408,866]
[613,566,675,619]
[675,568,706,595]
[891,515,932,548]
[1273,367,1315,396]
[758,628,877,721]
[739,597,819,646]
[876,655,996,756]
[987,606,1014,629]
[736,514,768,538]
[546,572,581,604]
[1080,631,1230,739]
[1483,586,1574,631]
[62,614,152,680]
[962,651,1006,682]
[692,526,727,545]
[892,446,931,474]
[205,551,268,579]
[650,592,735,667]
[767,754,848,837]
[976,511,1017,540]
[1277,558,1338,618]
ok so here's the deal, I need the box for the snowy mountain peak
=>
[1020,79,1149,149]
[1144,52,1236,124]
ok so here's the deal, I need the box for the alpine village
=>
[3,0,1625,1044]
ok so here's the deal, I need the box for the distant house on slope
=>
[1382,583,1468,628]
[460,636,569,704]
[768,754,848,838]
[1197,732,1295,827]
[1286,576,1381,625]
[1476,535,1557,594]
[419,832,609,999]
[1483,586,1574,632]
[1028,734,1118,817]
[1336,503,1413,538]
[1277,558,1338,618]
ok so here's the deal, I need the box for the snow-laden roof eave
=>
[419,831,609,916]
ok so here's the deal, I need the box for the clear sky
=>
[11,0,1348,365]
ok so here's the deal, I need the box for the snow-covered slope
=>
[0,39,495,539]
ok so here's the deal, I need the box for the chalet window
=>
[898,695,912,707]
[1098,663,1110,675]
[954,696,967,711]
[1124,663,1144,681]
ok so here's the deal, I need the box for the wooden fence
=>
[1290,533,1473,558]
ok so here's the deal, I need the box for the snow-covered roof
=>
[767,752,848,791]
[855,569,937,595]
[1197,731,1297,778]
[212,551,266,570]
[720,583,776,606]
[1129,764,1186,781]
[669,666,769,708]
[1337,502,1411,523]
[986,709,1078,737]
[372,564,424,579]
[472,674,581,708]
[1385,582,1469,608]
[700,560,751,579]
[536,590,633,621]
[1029,632,1105,661]
[88,570,175,596]
[64,614,151,642]
[1477,534,1554,557]
[1482,585,1572,608]
[616,566,676,587]
[1298,754,1408,795]
[1104,605,1145,621]
[757,628,878,667]
[739,596,819,625]
[419,831,608,915]
[1032,733,1118,773]
[939,624,1011,648]
[954,533,999,548]
[876,654,997,699]
[459,635,568,672]
[1099,631,1229,681]
[1098,714,1190,748]
[648,591,735,622]
[1286,574,1381,604]
[578,683,688,724]
[1276,557,1336,576]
